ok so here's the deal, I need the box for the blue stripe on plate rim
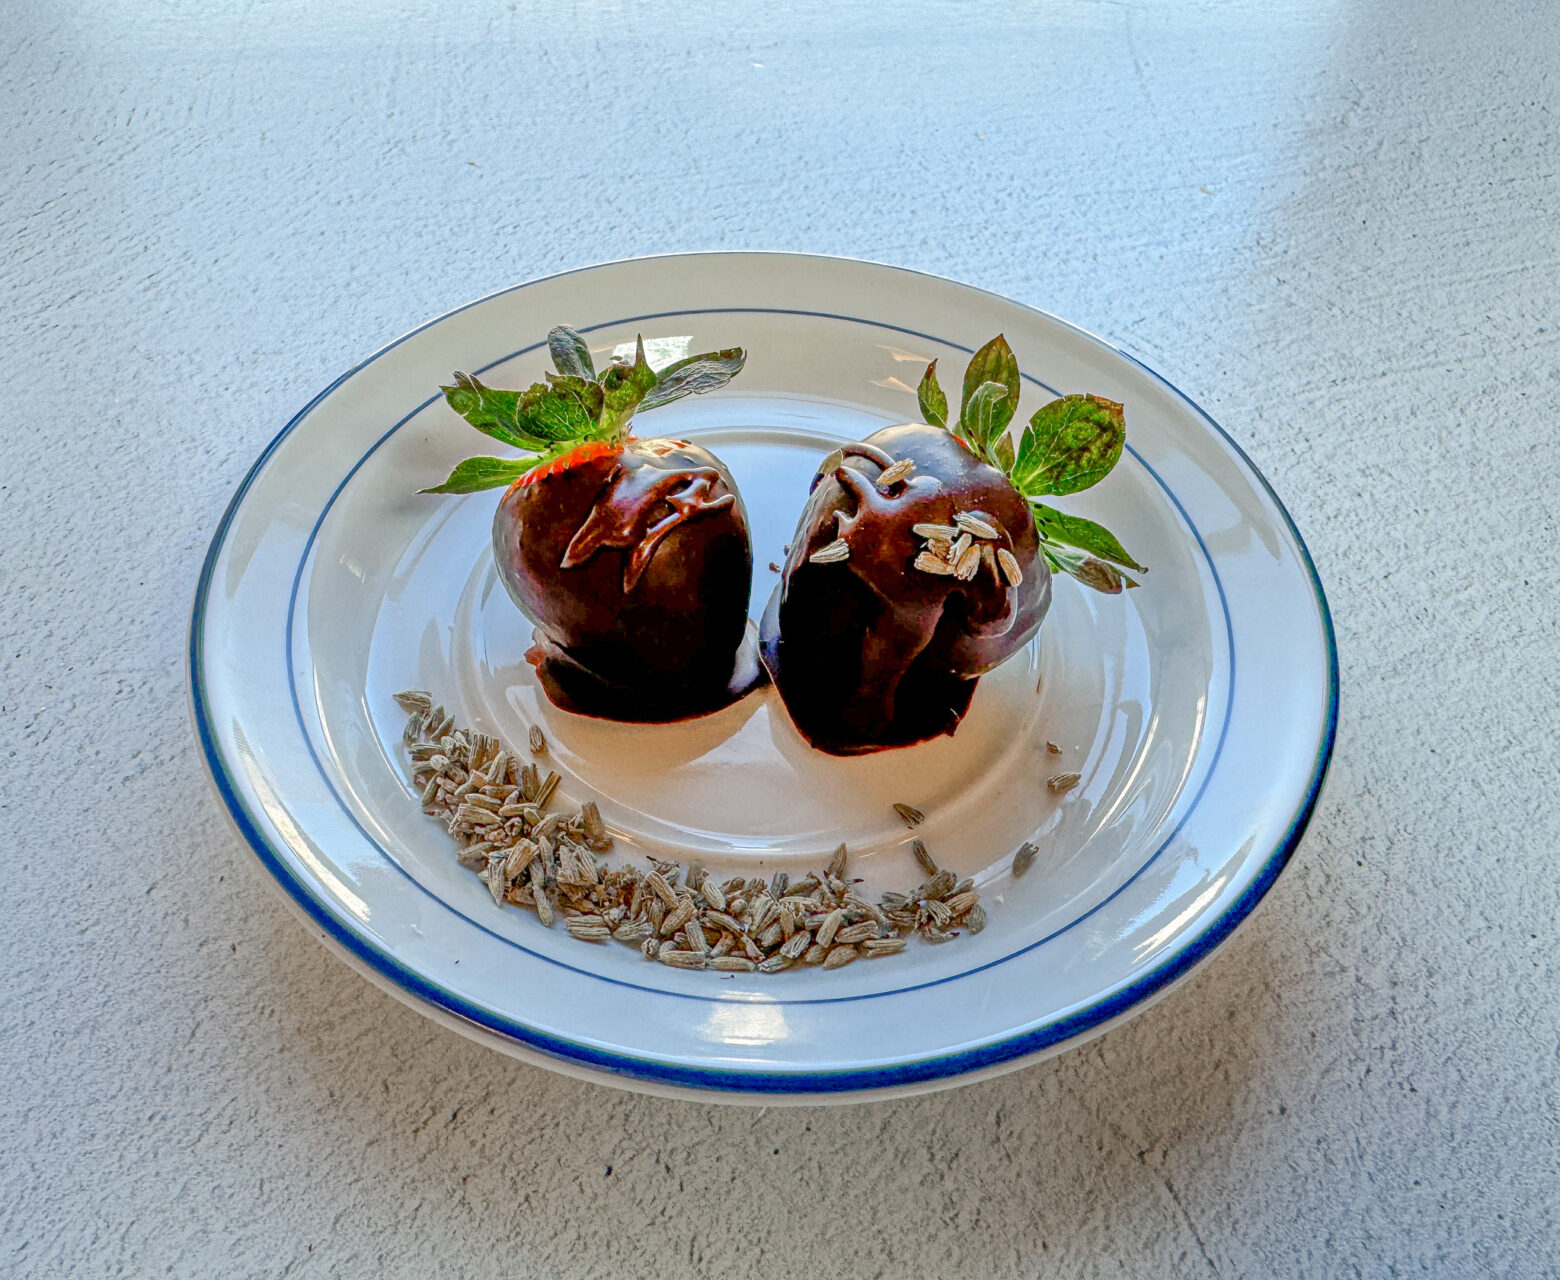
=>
[189,252,1338,1094]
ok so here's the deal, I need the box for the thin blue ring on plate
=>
[191,255,1337,1094]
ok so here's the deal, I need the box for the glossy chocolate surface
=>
[494,438,762,722]
[760,423,1052,755]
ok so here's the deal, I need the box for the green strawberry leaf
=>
[1031,502,1145,571]
[419,454,537,494]
[1040,540,1138,593]
[915,334,1146,589]
[598,336,660,434]
[424,324,748,497]
[519,374,607,441]
[441,371,607,448]
[960,334,1020,440]
[640,346,747,411]
[441,373,552,451]
[962,381,1011,458]
[547,325,595,380]
[1011,394,1125,497]
[918,360,949,429]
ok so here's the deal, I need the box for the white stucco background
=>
[3,1,1557,1275]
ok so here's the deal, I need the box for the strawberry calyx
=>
[916,338,1145,593]
[511,439,627,488]
[420,326,745,495]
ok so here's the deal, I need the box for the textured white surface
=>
[2,0,1557,1274]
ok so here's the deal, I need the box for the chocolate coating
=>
[494,438,763,722]
[760,423,1052,755]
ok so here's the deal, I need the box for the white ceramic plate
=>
[191,252,1336,1102]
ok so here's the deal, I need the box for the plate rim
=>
[189,250,1339,1095]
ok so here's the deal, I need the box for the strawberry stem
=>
[916,339,1144,592]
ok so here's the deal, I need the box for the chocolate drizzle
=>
[760,423,1052,755]
[493,439,764,723]
[560,446,736,591]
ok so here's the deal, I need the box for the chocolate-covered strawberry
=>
[423,326,760,722]
[760,335,1144,755]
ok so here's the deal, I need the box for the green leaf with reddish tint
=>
[419,455,537,495]
[1012,394,1126,497]
[547,325,595,380]
[640,346,747,411]
[1031,502,1145,571]
[918,360,949,430]
[959,334,1020,439]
